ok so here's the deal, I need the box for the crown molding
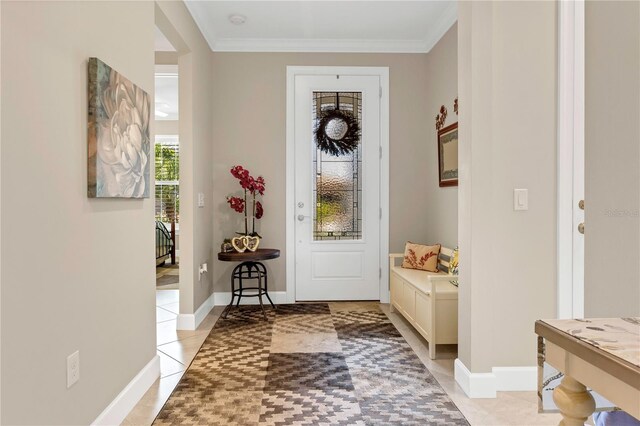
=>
[423,1,458,53]
[212,38,431,53]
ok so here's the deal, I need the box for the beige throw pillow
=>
[402,242,441,272]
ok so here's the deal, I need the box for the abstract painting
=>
[88,58,150,198]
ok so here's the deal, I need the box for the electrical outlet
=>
[67,350,80,388]
[198,263,208,281]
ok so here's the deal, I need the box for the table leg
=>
[257,275,268,321]
[258,262,276,309]
[222,270,237,319]
[236,272,243,315]
[553,374,596,426]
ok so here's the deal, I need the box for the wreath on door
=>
[314,93,361,156]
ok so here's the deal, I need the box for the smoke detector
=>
[228,14,246,25]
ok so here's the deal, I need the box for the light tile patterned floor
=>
[153,303,469,425]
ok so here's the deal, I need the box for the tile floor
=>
[122,290,223,425]
[123,300,563,425]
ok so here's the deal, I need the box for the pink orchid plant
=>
[226,165,265,237]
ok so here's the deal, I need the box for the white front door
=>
[293,74,381,301]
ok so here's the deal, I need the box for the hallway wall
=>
[1,2,156,424]
[457,0,557,376]
[210,48,457,295]
[424,24,458,248]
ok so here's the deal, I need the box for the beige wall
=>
[156,1,214,314]
[424,24,458,248]
[584,1,640,317]
[458,1,557,371]
[211,52,438,294]
[1,1,156,424]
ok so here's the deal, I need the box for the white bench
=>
[389,247,459,359]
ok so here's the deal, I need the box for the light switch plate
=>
[514,189,528,211]
[67,350,80,388]
[197,193,205,208]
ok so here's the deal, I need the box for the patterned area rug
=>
[154,303,468,425]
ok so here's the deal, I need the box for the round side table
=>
[217,248,280,320]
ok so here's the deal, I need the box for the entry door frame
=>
[285,66,390,304]
[557,0,585,318]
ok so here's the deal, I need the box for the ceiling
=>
[184,1,457,53]
[155,26,176,52]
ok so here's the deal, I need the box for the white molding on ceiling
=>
[212,38,430,53]
[422,1,457,53]
[184,1,218,51]
[185,1,457,54]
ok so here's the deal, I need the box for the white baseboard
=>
[176,292,215,330]
[92,355,160,426]
[493,366,537,391]
[213,291,288,306]
[454,359,537,398]
[454,358,497,398]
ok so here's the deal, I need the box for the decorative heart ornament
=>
[245,236,261,252]
[231,236,247,253]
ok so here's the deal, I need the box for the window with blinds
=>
[155,135,179,225]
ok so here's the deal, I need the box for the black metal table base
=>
[221,261,276,320]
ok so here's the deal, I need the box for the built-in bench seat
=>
[389,247,459,359]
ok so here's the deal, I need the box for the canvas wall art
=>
[88,57,150,198]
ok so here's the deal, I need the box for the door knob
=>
[297,214,309,222]
[579,200,585,210]
[578,223,585,234]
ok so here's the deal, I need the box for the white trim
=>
[213,291,288,306]
[285,66,390,304]
[454,359,537,398]
[379,70,390,304]
[423,2,458,53]
[286,66,296,304]
[493,366,537,391]
[454,359,496,398]
[176,292,214,330]
[557,0,585,319]
[92,355,160,426]
[212,38,431,53]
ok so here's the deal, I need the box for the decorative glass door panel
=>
[313,92,362,241]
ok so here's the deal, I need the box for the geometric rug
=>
[154,303,469,425]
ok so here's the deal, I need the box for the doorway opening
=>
[154,29,180,336]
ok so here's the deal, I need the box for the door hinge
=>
[379,86,382,98]
[379,146,382,159]
[379,207,382,219]
[379,267,382,278]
